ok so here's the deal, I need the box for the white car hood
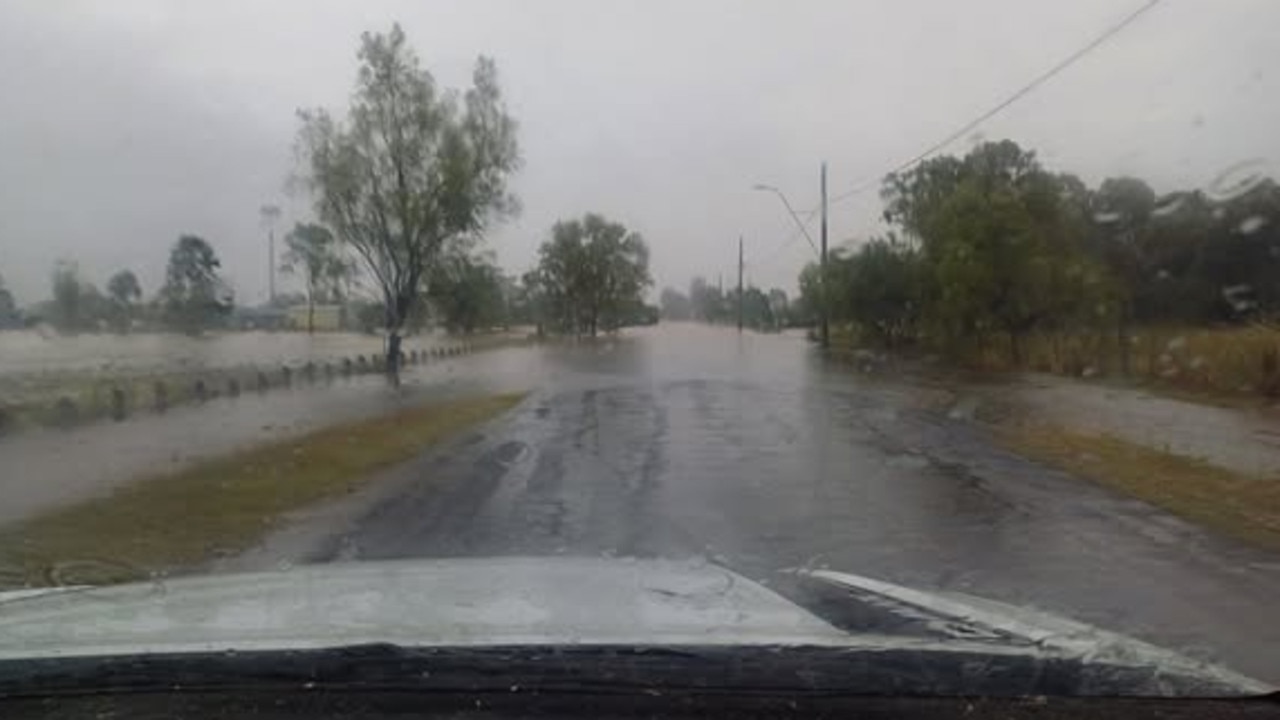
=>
[0,557,850,659]
[0,557,1269,696]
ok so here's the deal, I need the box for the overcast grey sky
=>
[0,0,1275,305]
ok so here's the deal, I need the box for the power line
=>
[747,0,1164,270]
[746,206,821,267]
[828,0,1163,206]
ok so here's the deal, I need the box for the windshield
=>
[0,0,1277,698]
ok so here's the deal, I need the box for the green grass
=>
[0,392,527,588]
[999,423,1280,553]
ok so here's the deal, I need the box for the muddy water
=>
[0,329,451,377]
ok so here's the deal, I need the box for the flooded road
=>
[277,323,1280,683]
[6,324,1277,682]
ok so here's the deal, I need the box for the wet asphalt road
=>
[309,324,1280,682]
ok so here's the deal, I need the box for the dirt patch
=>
[0,392,526,589]
[998,423,1280,553]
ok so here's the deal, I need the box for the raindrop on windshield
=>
[1205,159,1270,202]
[1152,193,1187,218]
[1237,215,1269,235]
[1222,284,1257,313]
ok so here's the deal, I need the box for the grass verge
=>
[0,392,526,588]
[998,423,1280,553]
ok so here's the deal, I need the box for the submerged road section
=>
[272,324,1280,682]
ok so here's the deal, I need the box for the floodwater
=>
[292,323,1280,683]
[2,323,1279,683]
[0,329,454,377]
[0,346,533,525]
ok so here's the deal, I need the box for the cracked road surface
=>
[291,324,1280,682]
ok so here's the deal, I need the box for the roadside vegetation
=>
[0,392,526,588]
[0,338,497,434]
[659,280,797,332]
[1000,423,1280,553]
[1,23,656,434]
[798,139,1280,548]
[800,139,1280,401]
[522,214,655,336]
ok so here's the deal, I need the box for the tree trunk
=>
[387,331,402,387]
[1116,307,1131,377]
[307,295,315,334]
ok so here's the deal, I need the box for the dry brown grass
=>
[999,423,1280,552]
[0,392,526,588]
[965,325,1280,404]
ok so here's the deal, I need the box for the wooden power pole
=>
[737,236,744,332]
[820,162,829,349]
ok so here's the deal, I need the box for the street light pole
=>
[751,184,819,255]
[737,235,744,333]
[259,204,282,306]
[751,176,830,349]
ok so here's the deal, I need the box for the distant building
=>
[285,304,344,332]
[231,306,288,331]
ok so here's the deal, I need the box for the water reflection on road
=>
[317,324,1280,683]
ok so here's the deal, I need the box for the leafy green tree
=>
[1204,179,1280,318]
[739,286,774,330]
[106,269,142,332]
[427,251,505,333]
[159,235,232,334]
[767,289,789,324]
[796,264,823,329]
[689,276,728,323]
[296,23,520,379]
[838,237,921,348]
[45,261,114,332]
[659,287,692,320]
[531,214,651,336]
[498,273,535,328]
[49,260,85,332]
[280,223,355,333]
[517,269,549,334]
[881,140,1101,360]
[346,298,386,334]
[0,274,16,328]
[801,135,1280,376]
[1087,176,1156,369]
